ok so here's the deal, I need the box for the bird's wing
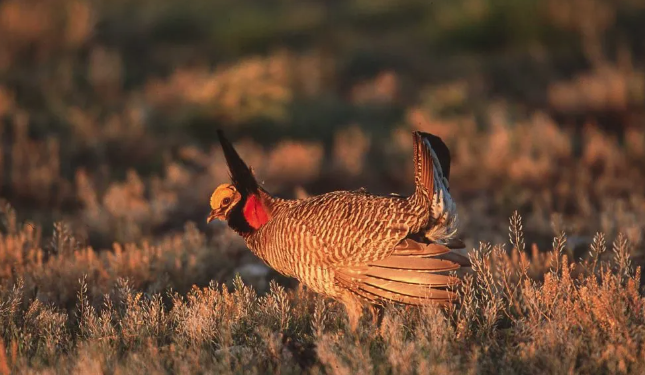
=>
[335,237,470,305]
[255,192,469,306]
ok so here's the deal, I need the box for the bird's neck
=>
[242,194,270,230]
[227,194,269,236]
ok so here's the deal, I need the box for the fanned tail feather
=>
[368,256,460,272]
[392,238,452,256]
[355,280,455,305]
[337,241,467,306]
[336,268,457,306]
[362,268,458,286]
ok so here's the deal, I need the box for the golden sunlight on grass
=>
[1,0,645,373]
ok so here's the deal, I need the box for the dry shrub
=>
[0,208,643,374]
[350,71,400,105]
[332,125,372,177]
[0,202,239,313]
[7,113,63,206]
[88,46,123,100]
[145,52,297,123]
[0,0,643,372]
[0,0,93,62]
[625,127,645,160]
[548,65,645,113]
[0,87,14,117]
[265,141,323,186]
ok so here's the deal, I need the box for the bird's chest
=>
[244,225,337,295]
[244,227,302,278]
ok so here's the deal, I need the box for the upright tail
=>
[412,131,451,193]
[410,131,458,242]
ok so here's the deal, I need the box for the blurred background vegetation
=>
[1,0,645,297]
[2,0,645,373]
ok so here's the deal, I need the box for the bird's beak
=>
[207,209,222,224]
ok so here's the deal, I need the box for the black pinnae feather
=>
[217,130,259,194]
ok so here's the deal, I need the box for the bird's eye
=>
[222,197,231,206]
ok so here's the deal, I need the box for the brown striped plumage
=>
[208,130,468,329]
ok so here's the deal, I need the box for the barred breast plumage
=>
[208,130,468,329]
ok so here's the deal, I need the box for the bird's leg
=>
[367,304,378,326]
[369,304,385,327]
[340,293,363,332]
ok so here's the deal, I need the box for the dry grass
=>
[1,0,645,373]
[0,209,644,374]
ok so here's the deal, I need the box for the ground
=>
[0,0,645,373]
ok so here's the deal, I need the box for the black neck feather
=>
[227,194,254,236]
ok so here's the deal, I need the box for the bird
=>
[208,129,469,329]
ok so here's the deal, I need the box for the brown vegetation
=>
[1,208,643,374]
[0,0,644,373]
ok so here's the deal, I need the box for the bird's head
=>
[207,130,271,234]
[208,183,242,223]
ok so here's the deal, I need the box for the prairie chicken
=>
[208,130,469,329]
